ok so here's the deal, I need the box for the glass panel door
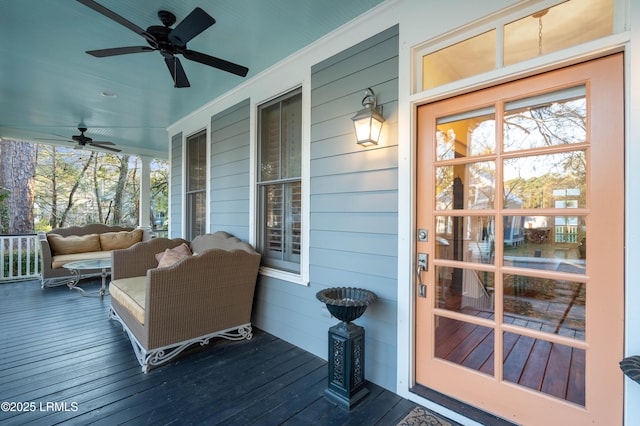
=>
[415,54,624,424]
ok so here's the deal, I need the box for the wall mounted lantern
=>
[351,88,385,147]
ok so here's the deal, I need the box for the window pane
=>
[422,30,496,90]
[504,87,586,152]
[436,108,495,160]
[260,92,302,182]
[436,162,495,210]
[260,181,301,273]
[503,332,585,405]
[503,151,586,209]
[260,103,282,181]
[436,266,495,314]
[187,131,206,191]
[504,0,613,66]
[187,191,206,240]
[281,93,302,179]
[503,274,585,340]
[435,215,495,264]
[503,215,586,275]
[435,315,495,377]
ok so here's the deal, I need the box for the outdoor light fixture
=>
[351,88,385,147]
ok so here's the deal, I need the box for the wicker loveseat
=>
[108,231,262,372]
[38,223,148,288]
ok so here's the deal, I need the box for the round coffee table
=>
[63,258,112,298]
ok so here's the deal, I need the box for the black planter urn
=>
[316,287,377,410]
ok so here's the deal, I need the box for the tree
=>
[58,151,95,227]
[0,139,37,233]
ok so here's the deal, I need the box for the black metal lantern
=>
[351,88,385,147]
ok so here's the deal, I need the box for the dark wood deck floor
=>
[0,279,422,425]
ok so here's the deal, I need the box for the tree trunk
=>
[93,154,104,223]
[112,155,129,224]
[59,151,95,227]
[0,139,37,233]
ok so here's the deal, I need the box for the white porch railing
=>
[0,234,40,282]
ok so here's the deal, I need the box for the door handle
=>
[416,253,428,298]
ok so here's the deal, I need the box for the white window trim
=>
[250,79,310,286]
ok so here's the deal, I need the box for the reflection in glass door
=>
[415,54,623,424]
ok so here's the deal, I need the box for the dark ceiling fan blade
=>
[76,0,156,46]
[169,7,216,46]
[89,143,121,153]
[183,50,248,77]
[87,46,155,58]
[164,56,190,88]
[89,141,116,146]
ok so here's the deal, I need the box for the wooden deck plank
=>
[518,338,552,391]
[566,347,586,406]
[541,342,572,400]
[0,279,427,425]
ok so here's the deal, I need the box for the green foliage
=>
[33,146,168,228]
[0,186,9,234]
[2,247,38,276]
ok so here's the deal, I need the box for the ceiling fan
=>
[77,0,249,88]
[38,127,121,153]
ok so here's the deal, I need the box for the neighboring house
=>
[166,0,638,424]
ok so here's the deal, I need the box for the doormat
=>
[396,406,461,426]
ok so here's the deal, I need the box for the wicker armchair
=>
[108,232,261,372]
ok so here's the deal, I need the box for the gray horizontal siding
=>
[210,99,251,241]
[252,25,399,392]
[169,132,183,239]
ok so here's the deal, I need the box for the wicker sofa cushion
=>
[48,233,101,255]
[109,276,146,325]
[100,229,143,251]
[51,251,111,269]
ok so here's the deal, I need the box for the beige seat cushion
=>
[52,251,112,269]
[48,233,101,255]
[100,229,143,251]
[109,276,146,325]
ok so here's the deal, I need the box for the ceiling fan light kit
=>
[77,0,249,88]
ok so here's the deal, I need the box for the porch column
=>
[139,155,152,230]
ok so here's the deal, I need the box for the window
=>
[419,0,614,91]
[186,130,206,240]
[257,88,302,273]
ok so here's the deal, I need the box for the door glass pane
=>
[504,151,586,209]
[436,108,495,160]
[504,86,586,152]
[503,274,585,340]
[436,266,495,314]
[435,315,494,377]
[436,162,496,210]
[435,215,495,264]
[503,332,585,406]
[503,215,586,274]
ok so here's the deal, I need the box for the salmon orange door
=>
[415,54,624,425]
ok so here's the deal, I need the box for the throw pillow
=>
[156,243,192,268]
[47,233,101,255]
[100,229,143,251]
